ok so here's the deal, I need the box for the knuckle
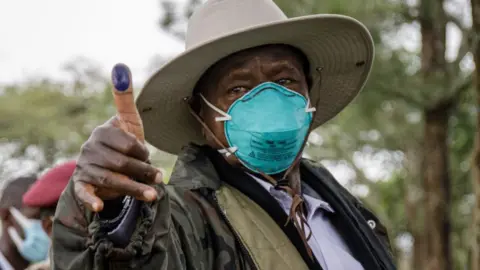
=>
[133,184,147,196]
[111,156,129,169]
[144,168,157,180]
[73,182,87,201]
[73,181,82,192]
[97,173,110,187]
[123,134,138,153]
[71,167,83,182]
[79,141,93,156]
[143,146,151,159]
[93,125,109,138]
[90,125,102,137]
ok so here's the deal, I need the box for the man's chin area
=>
[221,155,286,181]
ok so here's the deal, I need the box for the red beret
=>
[22,161,76,208]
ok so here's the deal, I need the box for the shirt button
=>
[367,220,376,229]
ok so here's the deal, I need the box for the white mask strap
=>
[7,227,23,250]
[9,207,32,230]
[199,94,232,122]
[305,94,316,113]
[218,146,238,157]
[304,66,323,113]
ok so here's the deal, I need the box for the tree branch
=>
[450,72,474,102]
[375,82,425,108]
[399,3,418,23]
[432,72,474,109]
[445,12,467,32]
[451,27,474,71]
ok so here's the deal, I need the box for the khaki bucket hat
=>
[136,0,374,154]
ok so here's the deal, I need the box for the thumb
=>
[111,63,145,142]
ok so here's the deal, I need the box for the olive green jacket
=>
[51,145,395,270]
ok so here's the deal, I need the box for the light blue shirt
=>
[250,174,364,270]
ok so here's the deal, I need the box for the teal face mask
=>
[7,207,50,263]
[201,82,315,174]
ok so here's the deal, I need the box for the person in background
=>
[0,175,37,270]
[17,161,76,270]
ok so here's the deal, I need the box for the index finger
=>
[111,63,144,142]
[74,182,104,212]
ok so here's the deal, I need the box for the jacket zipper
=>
[212,193,258,270]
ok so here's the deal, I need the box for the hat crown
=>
[185,0,287,49]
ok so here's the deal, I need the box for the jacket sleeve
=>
[51,180,213,270]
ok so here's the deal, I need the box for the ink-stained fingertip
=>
[112,63,130,92]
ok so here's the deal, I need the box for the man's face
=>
[197,45,310,163]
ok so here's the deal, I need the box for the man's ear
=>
[41,216,53,237]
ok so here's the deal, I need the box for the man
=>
[52,0,396,269]
[0,175,37,270]
[19,161,76,270]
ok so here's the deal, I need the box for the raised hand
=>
[73,63,163,212]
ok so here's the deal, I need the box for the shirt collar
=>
[247,173,335,216]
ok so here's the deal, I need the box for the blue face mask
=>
[201,82,315,174]
[7,207,50,263]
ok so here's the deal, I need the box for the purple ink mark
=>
[112,64,130,91]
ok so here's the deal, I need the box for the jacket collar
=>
[168,144,222,190]
[168,144,334,197]
[169,144,319,192]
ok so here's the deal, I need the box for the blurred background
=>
[0,0,479,269]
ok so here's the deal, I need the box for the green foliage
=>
[0,72,114,168]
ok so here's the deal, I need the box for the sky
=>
[0,0,184,86]
[0,0,472,86]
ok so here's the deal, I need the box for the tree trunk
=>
[404,146,426,269]
[471,0,480,268]
[423,104,452,270]
[420,0,452,269]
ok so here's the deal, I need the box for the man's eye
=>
[276,78,293,85]
[228,86,247,95]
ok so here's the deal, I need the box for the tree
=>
[0,59,114,177]
[470,0,480,267]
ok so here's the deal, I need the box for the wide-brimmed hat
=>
[136,0,374,155]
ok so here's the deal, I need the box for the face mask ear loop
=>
[305,96,316,113]
[7,227,23,250]
[218,146,238,157]
[9,207,32,230]
[184,96,236,157]
[199,94,231,122]
[304,67,322,113]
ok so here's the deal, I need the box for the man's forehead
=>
[220,45,305,70]
[194,44,308,95]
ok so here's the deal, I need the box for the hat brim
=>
[136,14,374,155]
